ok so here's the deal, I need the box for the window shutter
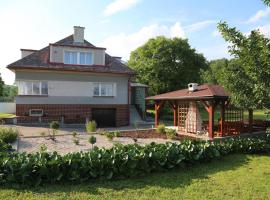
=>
[113,83,117,97]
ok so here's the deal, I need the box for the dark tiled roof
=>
[146,84,229,100]
[7,35,135,75]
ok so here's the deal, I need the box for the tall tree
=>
[0,74,4,97]
[217,22,270,109]
[200,58,229,84]
[128,36,208,95]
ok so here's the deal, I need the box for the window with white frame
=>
[18,81,48,95]
[64,51,93,65]
[93,83,115,96]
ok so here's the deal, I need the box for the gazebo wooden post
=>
[168,101,178,126]
[248,109,253,133]
[220,101,225,136]
[173,104,177,126]
[154,101,159,127]
[154,101,164,127]
[208,101,215,139]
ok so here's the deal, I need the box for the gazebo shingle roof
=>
[146,84,229,100]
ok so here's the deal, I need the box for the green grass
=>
[1,154,270,200]
[0,113,15,119]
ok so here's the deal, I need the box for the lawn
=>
[0,154,270,200]
[0,113,15,119]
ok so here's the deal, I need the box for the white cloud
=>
[257,22,270,36]
[212,29,221,37]
[184,20,216,32]
[103,0,141,16]
[247,7,270,23]
[197,43,230,60]
[99,22,186,60]
[0,1,71,85]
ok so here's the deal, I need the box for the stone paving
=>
[18,133,176,154]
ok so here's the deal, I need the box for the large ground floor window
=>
[18,81,48,95]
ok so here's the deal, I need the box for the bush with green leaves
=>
[72,131,77,137]
[89,136,97,148]
[165,128,177,139]
[86,121,97,133]
[105,132,114,141]
[73,138,79,145]
[0,134,269,186]
[0,139,11,152]
[0,127,18,143]
[113,130,121,137]
[156,124,166,134]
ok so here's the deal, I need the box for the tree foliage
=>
[128,36,208,95]
[200,58,229,84]
[0,74,4,97]
[217,22,270,109]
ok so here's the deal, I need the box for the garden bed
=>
[119,128,193,140]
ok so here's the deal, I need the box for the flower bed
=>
[119,128,193,140]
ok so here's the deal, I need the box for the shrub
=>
[89,136,97,148]
[40,131,46,137]
[0,134,269,185]
[39,144,47,153]
[113,130,121,137]
[105,132,114,141]
[165,128,177,139]
[156,124,166,134]
[86,121,97,133]
[73,138,79,145]
[72,131,77,137]
[0,127,18,143]
[0,139,12,152]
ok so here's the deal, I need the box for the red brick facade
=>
[16,104,129,127]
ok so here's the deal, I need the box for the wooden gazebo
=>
[146,84,253,139]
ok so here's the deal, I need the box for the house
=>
[7,26,147,127]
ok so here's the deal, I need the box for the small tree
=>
[50,121,60,141]
[88,136,97,148]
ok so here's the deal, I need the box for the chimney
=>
[112,56,122,62]
[20,49,37,58]
[188,83,198,92]
[73,26,85,43]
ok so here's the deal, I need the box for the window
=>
[64,51,77,64]
[80,52,92,65]
[93,83,115,96]
[64,51,93,65]
[18,81,48,95]
[29,109,43,117]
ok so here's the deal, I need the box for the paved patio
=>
[18,133,176,154]
[5,125,174,154]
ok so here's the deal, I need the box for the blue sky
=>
[0,0,269,84]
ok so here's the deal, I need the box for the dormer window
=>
[64,51,93,65]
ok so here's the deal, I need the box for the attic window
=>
[64,51,93,65]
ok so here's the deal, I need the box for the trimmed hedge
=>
[0,134,269,186]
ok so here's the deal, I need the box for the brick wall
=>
[16,104,129,126]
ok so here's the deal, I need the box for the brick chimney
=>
[20,49,37,58]
[73,26,85,43]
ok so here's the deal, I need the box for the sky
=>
[0,0,269,85]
